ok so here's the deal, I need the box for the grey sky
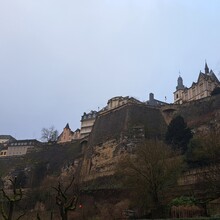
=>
[1,0,220,139]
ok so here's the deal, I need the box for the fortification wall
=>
[161,94,220,133]
[80,103,168,181]
[81,95,220,182]
[89,103,167,147]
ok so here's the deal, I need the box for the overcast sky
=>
[1,0,220,140]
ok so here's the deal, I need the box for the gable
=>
[197,72,205,83]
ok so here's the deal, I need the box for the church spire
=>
[205,60,209,74]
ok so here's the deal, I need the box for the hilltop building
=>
[0,135,16,145]
[80,97,141,139]
[146,93,167,106]
[1,139,41,157]
[107,96,141,111]
[100,96,142,113]
[57,123,81,143]
[72,129,81,140]
[174,62,220,104]
[80,111,97,138]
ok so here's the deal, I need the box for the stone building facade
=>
[100,96,142,113]
[6,139,40,157]
[80,111,97,138]
[174,62,220,104]
[107,96,142,111]
[57,123,73,143]
[57,123,81,143]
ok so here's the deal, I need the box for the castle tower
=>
[176,76,185,90]
[174,74,185,104]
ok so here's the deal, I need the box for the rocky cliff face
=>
[81,95,220,182]
[81,103,167,181]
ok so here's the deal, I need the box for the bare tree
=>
[0,177,25,220]
[118,139,183,211]
[41,126,59,142]
[52,176,78,220]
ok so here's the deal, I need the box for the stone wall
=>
[162,94,220,134]
[89,103,167,146]
[81,95,220,182]
[81,103,168,181]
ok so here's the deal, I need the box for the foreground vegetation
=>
[0,116,220,219]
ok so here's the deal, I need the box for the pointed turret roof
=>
[65,123,70,129]
[205,61,209,74]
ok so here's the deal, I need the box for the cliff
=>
[81,94,220,182]
[81,103,167,181]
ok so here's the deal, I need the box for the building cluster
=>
[174,62,220,104]
[0,135,40,157]
[1,62,220,158]
[57,123,81,143]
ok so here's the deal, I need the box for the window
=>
[176,94,178,99]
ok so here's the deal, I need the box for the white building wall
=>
[80,118,96,138]
[6,146,29,156]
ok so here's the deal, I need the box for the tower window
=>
[176,94,178,99]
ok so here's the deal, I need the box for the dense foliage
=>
[165,115,193,153]
[170,196,197,206]
[186,132,220,167]
[186,132,220,196]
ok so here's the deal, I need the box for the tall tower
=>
[176,76,185,90]
[174,74,185,104]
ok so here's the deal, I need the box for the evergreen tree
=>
[165,115,193,153]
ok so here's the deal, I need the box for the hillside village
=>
[1,62,220,219]
[1,62,219,158]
